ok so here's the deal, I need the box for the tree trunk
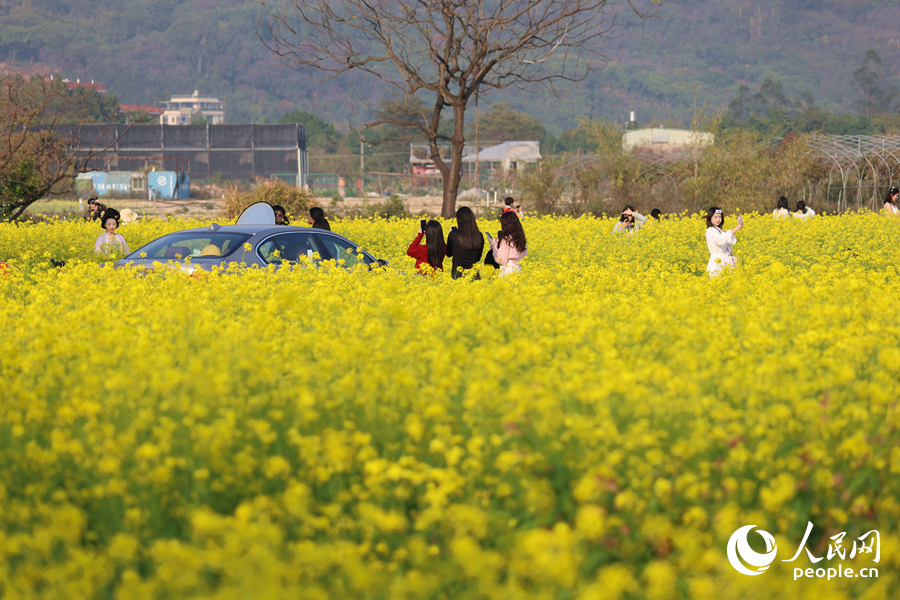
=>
[440,104,466,218]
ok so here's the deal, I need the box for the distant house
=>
[119,104,164,124]
[160,90,225,125]
[622,128,714,153]
[461,141,542,174]
[64,79,107,94]
[409,144,453,175]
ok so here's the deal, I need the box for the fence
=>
[61,124,308,185]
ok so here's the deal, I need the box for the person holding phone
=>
[406,219,446,274]
[446,206,484,279]
[705,207,743,276]
[489,212,528,276]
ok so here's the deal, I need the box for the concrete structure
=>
[622,128,714,153]
[160,91,225,125]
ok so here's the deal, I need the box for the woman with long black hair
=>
[884,186,899,215]
[407,220,446,274]
[773,196,790,218]
[704,206,743,276]
[489,212,528,276]
[446,206,484,279]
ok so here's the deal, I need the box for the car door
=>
[313,234,375,268]
[256,232,323,265]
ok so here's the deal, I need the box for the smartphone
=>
[451,226,457,232]
[738,216,744,225]
[485,231,493,241]
[420,219,427,231]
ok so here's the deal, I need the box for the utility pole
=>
[360,140,364,174]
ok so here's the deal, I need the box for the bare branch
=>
[257,0,661,216]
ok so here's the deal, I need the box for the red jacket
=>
[407,233,444,273]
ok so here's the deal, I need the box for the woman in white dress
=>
[705,206,743,276]
[773,196,791,218]
[794,200,816,220]
[884,186,900,215]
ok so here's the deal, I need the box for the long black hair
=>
[498,212,527,252]
[777,196,789,210]
[425,220,445,269]
[454,206,482,252]
[885,187,899,206]
[796,200,809,214]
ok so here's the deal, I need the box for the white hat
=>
[120,208,138,223]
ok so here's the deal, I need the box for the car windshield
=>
[126,232,251,260]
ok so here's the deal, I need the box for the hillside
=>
[0,0,898,132]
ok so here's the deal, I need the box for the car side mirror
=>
[377,259,389,267]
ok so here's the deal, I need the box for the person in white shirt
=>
[705,206,743,276]
[94,209,130,255]
[794,200,816,220]
[773,196,791,218]
[612,206,647,233]
[884,187,900,215]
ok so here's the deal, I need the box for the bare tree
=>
[259,0,660,217]
[0,72,133,221]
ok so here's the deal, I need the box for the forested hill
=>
[0,0,898,132]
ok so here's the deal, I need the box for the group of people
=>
[407,200,528,279]
[773,197,816,220]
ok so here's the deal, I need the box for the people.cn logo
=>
[727,525,778,576]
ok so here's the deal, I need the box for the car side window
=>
[258,233,321,265]
[316,235,374,267]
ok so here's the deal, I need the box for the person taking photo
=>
[612,206,647,233]
[407,220,446,275]
[705,206,743,276]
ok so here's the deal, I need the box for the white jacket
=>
[705,227,736,275]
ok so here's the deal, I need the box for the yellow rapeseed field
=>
[0,212,898,599]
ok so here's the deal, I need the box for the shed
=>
[461,141,542,172]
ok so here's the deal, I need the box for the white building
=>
[160,90,225,125]
[461,141,542,173]
[622,128,714,153]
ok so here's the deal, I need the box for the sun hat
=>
[120,208,138,223]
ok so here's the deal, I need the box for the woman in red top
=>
[407,220,446,274]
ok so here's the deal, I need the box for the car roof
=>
[170,224,352,240]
